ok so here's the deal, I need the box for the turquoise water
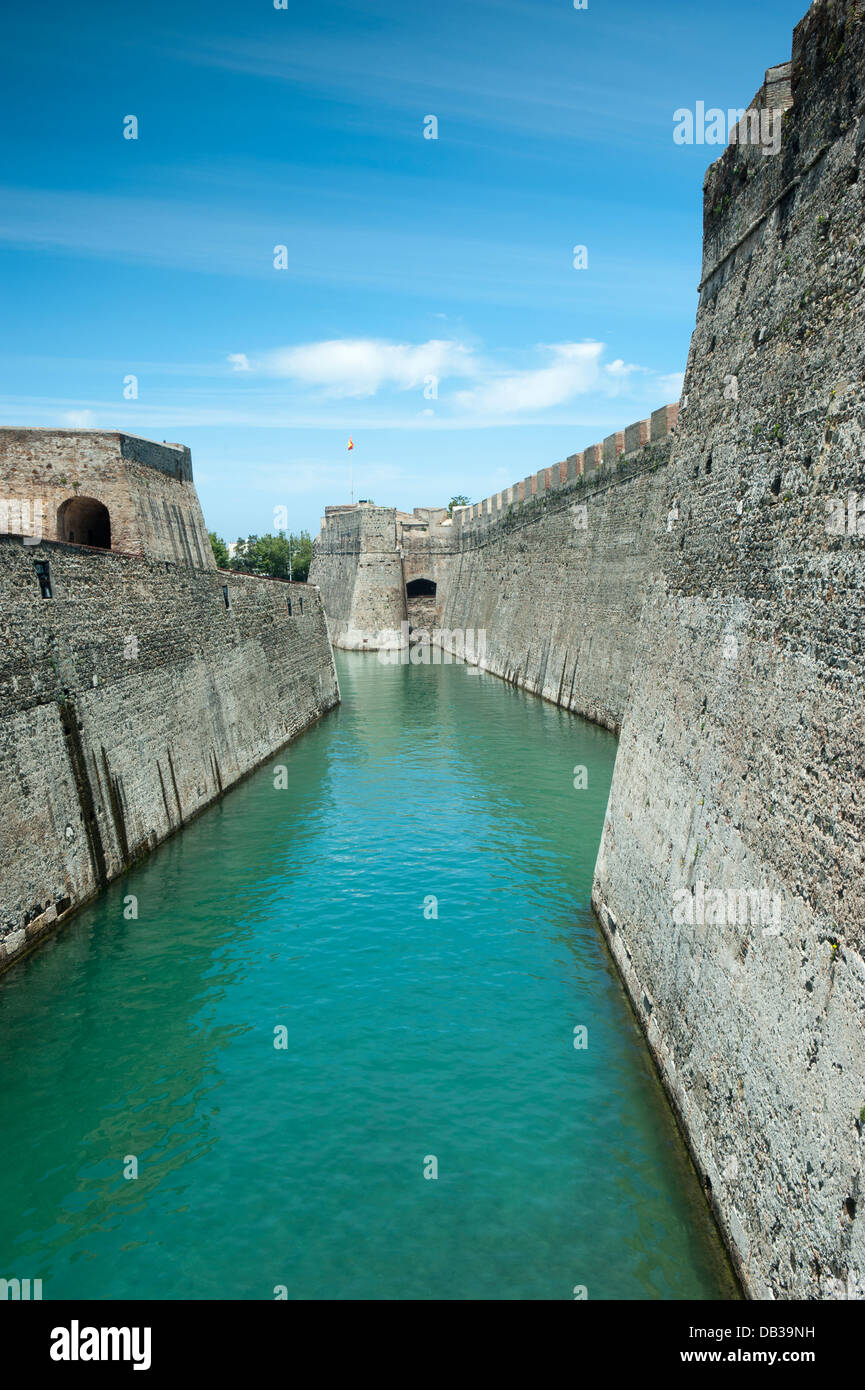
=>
[0,651,736,1300]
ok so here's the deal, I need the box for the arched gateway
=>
[58,497,111,550]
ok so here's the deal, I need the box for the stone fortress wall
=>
[594,0,865,1300]
[435,419,677,730]
[309,404,679,695]
[451,401,679,534]
[0,429,215,569]
[308,503,406,648]
[309,1,865,1299]
[2,0,860,1302]
[0,433,340,976]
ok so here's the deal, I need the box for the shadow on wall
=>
[58,497,111,550]
[406,576,437,630]
[405,578,436,599]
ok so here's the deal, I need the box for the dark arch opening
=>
[406,577,436,597]
[58,497,112,550]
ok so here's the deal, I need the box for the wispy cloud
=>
[226,335,666,419]
[454,342,604,414]
[242,338,476,397]
[168,25,671,151]
[0,335,679,433]
[0,180,694,321]
[61,409,97,428]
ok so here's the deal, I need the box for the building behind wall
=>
[0,429,215,568]
[0,429,339,976]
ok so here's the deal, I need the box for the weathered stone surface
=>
[624,420,650,454]
[311,442,672,679]
[594,0,865,1300]
[650,404,678,441]
[0,430,214,568]
[603,431,625,465]
[308,0,865,1302]
[309,505,407,648]
[0,473,339,974]
[435,443,672,729]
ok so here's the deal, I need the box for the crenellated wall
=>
[436,432,675,730]
[450,402,679,536]
[308,0,865,1301]
[309,406,680,660]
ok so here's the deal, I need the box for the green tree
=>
[228,530,314,582]
[209,532,230,567]
[447,495,469,516]
[286,531,314,582]
[228,534,260,574]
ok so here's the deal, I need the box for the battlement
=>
[0,428,214,568]
[453,402,679,529]
[316,502,455,551]
[700,0,863,297]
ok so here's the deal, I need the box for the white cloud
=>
[0,336,681,438]
[454,342,604,415]
[219,336,681,422]
[604,358,643,380]
[602,358,649,397]
[247,338,475,397]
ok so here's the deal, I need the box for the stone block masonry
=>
[444,403,677,536]
[593,0,865,1299]
[312,420,676,716]
[309,403,680,661]
[603,431,625,465]
[624,420,650,454]
[0,479,340,975]
[0,430,215,569]
[651,403,678,441]
[307,0,865,1301]
[435,436,674,731]
[309,505,406,648]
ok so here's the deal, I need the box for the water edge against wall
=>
[0,651,737,1300]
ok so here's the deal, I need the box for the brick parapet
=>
[457,403,679,534]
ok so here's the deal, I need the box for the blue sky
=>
[0,0,806,539]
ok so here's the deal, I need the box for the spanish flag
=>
[347,437,354,451]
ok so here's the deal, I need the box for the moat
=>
[0,651,736,1299]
